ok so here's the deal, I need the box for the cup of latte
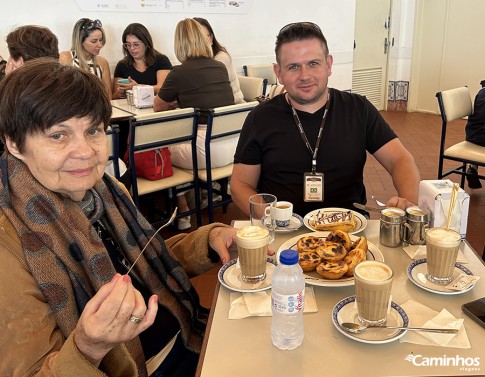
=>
[354,260,394,325]
[236,226,270,283]
[425,227,462,284]
[272,201,293,227]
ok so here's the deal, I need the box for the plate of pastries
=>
[303,207,367,235]
[277,230,384,287]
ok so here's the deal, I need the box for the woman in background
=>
[60,18,111,98]
[113,23,172,99]
[154,18,235,230]
[4,25,59,74]
[194,17,244,104]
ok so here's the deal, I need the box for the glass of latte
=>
[426,227,462,284]
[236,226,270,283]
[354,261,394,325]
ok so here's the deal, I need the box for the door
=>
[352,0,391,110]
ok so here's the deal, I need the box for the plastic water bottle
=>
[271,249,305,350]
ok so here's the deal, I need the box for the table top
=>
[111,99,155,118]
[196,220,485,377]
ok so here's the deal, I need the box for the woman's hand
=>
[118,77,138,92]
[73,274,158,367]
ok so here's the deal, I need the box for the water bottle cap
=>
[279,249,298,265]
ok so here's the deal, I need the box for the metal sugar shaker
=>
[379,207,408,247]
[404,206,430,245]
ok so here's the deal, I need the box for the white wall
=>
[1,0,356,90]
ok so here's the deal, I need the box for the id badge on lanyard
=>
[304,172,324,202]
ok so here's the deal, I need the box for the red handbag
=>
[124,147,174,181]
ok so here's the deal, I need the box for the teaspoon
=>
[341,322,459,334]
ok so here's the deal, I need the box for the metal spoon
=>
[341,322,459,334]
[371,195,387,207]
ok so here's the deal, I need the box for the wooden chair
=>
[238,75,264,101]
[196,101,258,223]
[435,86,485,187]
[127,108,202,227]
[243,64,277,96]
[106,124,121,180]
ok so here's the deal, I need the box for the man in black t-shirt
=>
[232,22,420,217]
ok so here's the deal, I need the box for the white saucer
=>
[303,207,367,234]
[332,296,409,344]
[275,213,304,232]
[218,258,276,293]
[277,232,384,287]
[407,258,475,295]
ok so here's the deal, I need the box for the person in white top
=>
[194,17,245,104]
[60,19,112,99]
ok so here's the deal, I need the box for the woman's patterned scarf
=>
[0,154,206,375]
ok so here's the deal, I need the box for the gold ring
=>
[128,314,142,324]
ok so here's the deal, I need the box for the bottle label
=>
[271,290,305,314]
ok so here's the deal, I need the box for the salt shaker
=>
[379,207,408,247]
[405,206,430,245]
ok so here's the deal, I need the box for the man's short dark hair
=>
[275,22,329,63]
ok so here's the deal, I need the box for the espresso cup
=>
[426,227,461,284]
[249,193,276,243]
[236,225,270,283]
[354,260,394,325]
[273,201,293,227]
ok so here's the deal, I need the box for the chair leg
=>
[460,164,466,188]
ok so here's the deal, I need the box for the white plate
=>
[277,232,384,287]
[332,296,409,344]
[218,258,277,293]
[303,207,367,234]
[407,258,475,295]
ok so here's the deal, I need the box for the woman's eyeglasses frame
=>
[122,42,144,49]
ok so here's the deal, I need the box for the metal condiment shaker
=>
[379,207,408,247]
[405,206,430,245]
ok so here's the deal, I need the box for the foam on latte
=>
[427,227,461,246]
[355,261,392,282]
[236,226,269,247]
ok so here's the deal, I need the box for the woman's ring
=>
[128,314,143,324]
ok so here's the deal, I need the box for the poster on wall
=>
[74,0,251,14]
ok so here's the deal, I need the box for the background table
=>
[111,99,155,117]
[197,220,485,377]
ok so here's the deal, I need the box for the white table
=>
[111,99,155,117]
[196,221,485,377]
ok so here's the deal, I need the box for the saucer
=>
[275,213,304,232]
[218,258,276,293]
[407,258,475,295]
[332,296,409,344]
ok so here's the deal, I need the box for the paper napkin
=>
[399,300,470,348]
[228,287,318,320]
[402,244,468,264]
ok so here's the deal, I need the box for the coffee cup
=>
[272,201,293,227]
[249,193,276,243]
[236,225,270,283]
[425,227,461,284]
[354,260,394,325]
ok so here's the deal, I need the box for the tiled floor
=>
[159,110,485,309]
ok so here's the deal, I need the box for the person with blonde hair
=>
[154,18,235,230]
[194,17,244,104]
[60,18,111,98]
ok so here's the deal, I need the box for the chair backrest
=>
[436,86,473,123]
[205,101,258,141]
[243,64,277,85]
[130,108,197,151]
[106,124,120,179]
[243,64,277,96]
[238,76,264,101]
[267,84,286,99]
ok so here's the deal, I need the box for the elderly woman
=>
[60,18,112,98]
[0,58,238,376]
